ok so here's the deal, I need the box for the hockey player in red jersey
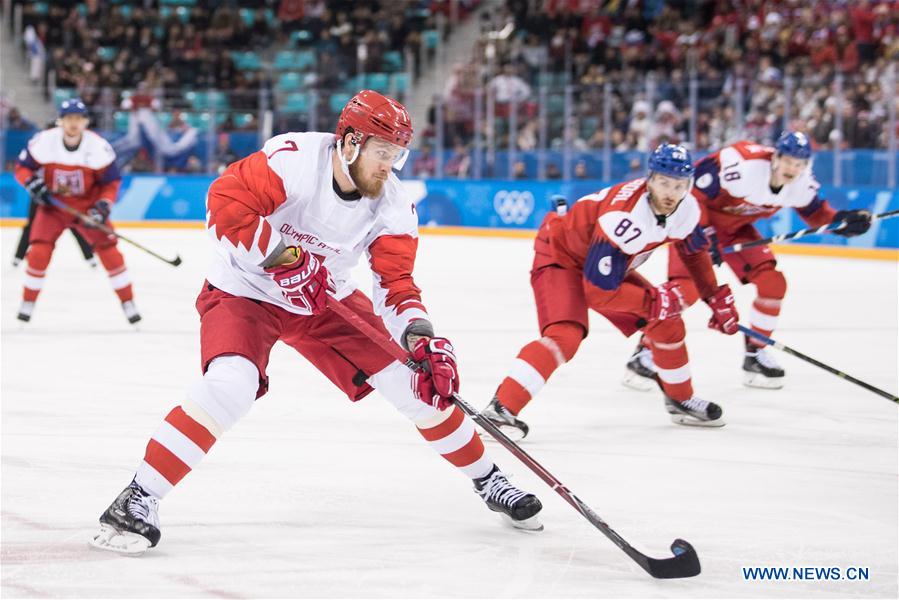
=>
[90,90,542,555]
[622,132,871,390]
[481,144,740,438]
[14,98,140,324]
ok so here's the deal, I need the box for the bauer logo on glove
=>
[410,337,459,411]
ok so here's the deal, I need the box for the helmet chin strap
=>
[336,139,362,187]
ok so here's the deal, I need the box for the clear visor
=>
[362,139,410,171]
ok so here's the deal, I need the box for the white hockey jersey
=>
[15,127,121,208]
[692,140,834,231]
[204,132,428,342]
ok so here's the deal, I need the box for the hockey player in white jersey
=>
[90,90,542,555]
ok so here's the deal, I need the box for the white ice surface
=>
[1,226,897,598]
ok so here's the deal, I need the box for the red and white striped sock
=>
[748,296,782,348]
[417,406,493,479]
[134,406,217,499]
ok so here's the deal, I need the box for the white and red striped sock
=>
[134,406,217,499]
[417,406,493,479]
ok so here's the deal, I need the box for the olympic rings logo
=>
[493,190,535,225]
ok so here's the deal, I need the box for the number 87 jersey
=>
[542,177,707,292]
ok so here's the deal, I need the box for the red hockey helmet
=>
[335,90,413,150]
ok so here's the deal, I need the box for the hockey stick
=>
[740,325,898,404]
[326,296,702,579]
[723,209,899,253]
[46,197,183,267]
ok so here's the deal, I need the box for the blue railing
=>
[2,173,897,249]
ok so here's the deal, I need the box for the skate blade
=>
[669,413,726,428]
[481,421,528,442]
[621,370,656,392]
[88,524,152,556]
[742,372,784,389]
[502,513,544,532]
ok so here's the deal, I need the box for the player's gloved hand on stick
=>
[704,284,739,335]
[85,200,112,228]
[264,246,333,315]
[831,209,872,237]
[410,337,459,411]
[648,281,684,321]
[25,175,50,205]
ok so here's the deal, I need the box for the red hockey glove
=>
[648,281,684,321]
[410,337,459,411]
[704,284,739,335]
[264,247,333,315]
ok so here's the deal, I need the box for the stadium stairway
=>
[408,1,491,139]
[1,14,55,126]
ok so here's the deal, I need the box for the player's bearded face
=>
[60,114,88,138]
[348,138,406,197]
[647,173,691,215]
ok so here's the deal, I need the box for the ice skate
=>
[480,396,529,440]
[664,395,725,427]
[16,301,35,323]
[122,300,142,325]
[622,338,657,391]
[743,337,784,389]
[474,466,543,531]
[89,480,160,556]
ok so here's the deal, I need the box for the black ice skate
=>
[622,337,657,391]
[664,395,725,427]
[474,465,543,531]
[480,396,529,440]
[16,301,35,322]
[743,336,784,389]
[122,300,142,325]
[90,480,160,555]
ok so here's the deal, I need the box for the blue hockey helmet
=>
[774,131,812,160]
[58,98,88,117]
[648,143,694,179]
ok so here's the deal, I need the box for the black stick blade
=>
[170,255,183,267]
[635,539,701,579]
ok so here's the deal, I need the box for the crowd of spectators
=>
[7,0,898,177]
[12,0,478,171]
[430,0,898,171]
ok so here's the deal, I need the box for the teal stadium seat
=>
[277,72,302,91]
[184,91,229,111]
[282,92,311,114]
[289,30,313,46]
[580,116,599,139]
[232,51,262,71]
[160,0,196,5]
[423,30,439,50]
[238,8,255,27]
[53,88,78,105]
[329,93,352,114]
[233,113,255,129]
[175,6,190,23]
[97,47,116,62]
[295,50,316,71]
[390,73,409,93]
[274,51,297,71]
[366,73,390,93]
[113,111,130,131]
[343,74,365,94]
[382,51,403,72]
